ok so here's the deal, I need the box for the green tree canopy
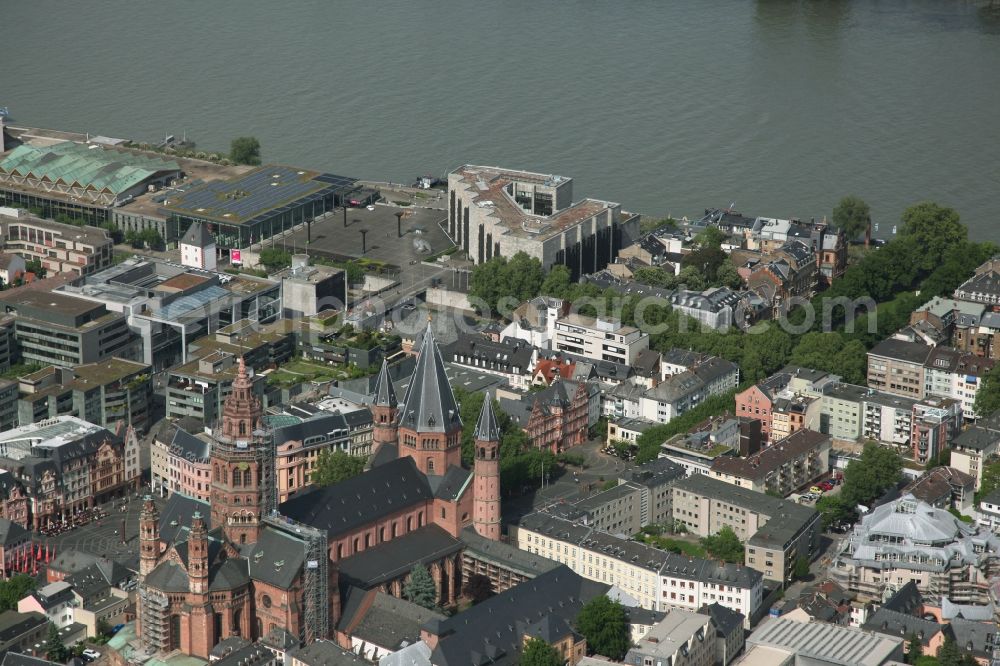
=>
[905,633,924,664]
[974,363,1000,419]
[793,556,810,581]
[312,449,367,487]
[45,622,67,663]
[842,443,902,507]
[832,196,871,242]
[899,202,966,271]
[259,248,292,271]
[815,494,856,530]
[521,637,563,666]
[468,252,544,316]
[789,332,868,384]
[700,526,745,563]
[540,265,573,299]
[936,634,962,666]
[0,574,37,611]
[230,136,262,166]
[575,596,630,660]
[403,564,437,610]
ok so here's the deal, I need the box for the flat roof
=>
[0,214,112,247]
[710,429,830,481]
[451,164,620,241]
[162,165,355,225]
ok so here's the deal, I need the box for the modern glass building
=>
[161,166,358,249]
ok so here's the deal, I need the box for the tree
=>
[230,136,262,165]
[842,443,902,506]
[715,261,744,289]
[259,248,292,271]
[575,596,630,660]
[832,196,871,242]
[465,573,493,604]
[816,494,856,530]
[0,574,37,611]
[790,332,867,384]
[899,202,966,271]
[700,526,744,563]
[906,633,924,664]
[404,564,438,610]
[540,265,573,299]
[974,363,1000,419]
[521,637,563,666]
[793,556,810,581]
[468,252,545,316]
[978,459,1000,501]
[45,622,67,663]
[937,634,962,666]
[312,449,366,487]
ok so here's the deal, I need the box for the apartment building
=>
[818,383,869,441]
[0,213,113,276]
[659,417,742,476]
[672,474,821,584]
[770,393,821,443]
[624,610,717,666]
[445,333,534,389]
[736,366,836,442]
[553,312,649,365]
[150,419,212,501]
[546,458,685,535]
[708,429,832,496]
[922,346,995,418]
[866,339,932,398]
[273,409,374,503]
[950,415,1000,491]
[641,357,739,424]
[514,512,764,623]
[16,359,153,433]
[0,289,137,368]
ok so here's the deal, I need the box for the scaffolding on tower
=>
[263,514,329,644]
[138,585,170,653]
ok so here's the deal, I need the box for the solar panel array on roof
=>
[163,166,356,225]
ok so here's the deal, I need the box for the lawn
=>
[267,360,343,387]
[635,533,707,559]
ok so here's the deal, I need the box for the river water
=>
[2,0,1000,238]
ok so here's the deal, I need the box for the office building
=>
[0,212,113,276]
[553,312,650,365]
[447,165,640,279]
[708,429,832,496]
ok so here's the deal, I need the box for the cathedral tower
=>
[397,324,463,476]
[210,357,267,545]
[370,358,398,448]
[473,393,501,541]
[139,495,159,578]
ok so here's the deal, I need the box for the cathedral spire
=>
[398,323,461,434]
[372,357,397,407]
[474,393,501,442]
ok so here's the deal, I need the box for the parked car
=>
[809,486,824,494]
[819,481,834,491]
[82,650,101,661]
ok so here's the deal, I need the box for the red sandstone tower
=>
[139,496,160,578]
[396,324,463,476]
[473,393,501,541]
[371,358,399,450]
[210,357,266,545]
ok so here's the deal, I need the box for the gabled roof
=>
[0,518,29,546]
[180,221,214,248]
[338,525,462,589]
[474,393,500,442]
[371,358,397,408]
[278,456,432,538]
[398,324,462,434]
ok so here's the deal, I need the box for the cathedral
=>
[136,324,502,658]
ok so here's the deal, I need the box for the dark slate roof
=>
[214,644,277,666]
[428,465,472,501]
[0,611,46,644]
[863,607,941,643]
[180,221,214,248]
[371,358,397,408]
[1,653,62,666]
[338,525,462,589]
[946,619,996,658]
[460,526,560,578]
[398,324,462,434]
[171,427,210,463]
[367,443,398,469]
[474,393,500,442]
[158,493,211,543]
[291,640,368,666]
[278,456,432,538]
[868,338,933,365]
[0,517,29,546]
[699,602,745,637]
[246,525,307,590]
[425,565,609,666]
[210,636,252,660]
[143,561,190,592]
[341,591,445,650]
[48,549,99,576]
[273,411,357,448]
[881,581,923,615]
[444,334,533,375]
